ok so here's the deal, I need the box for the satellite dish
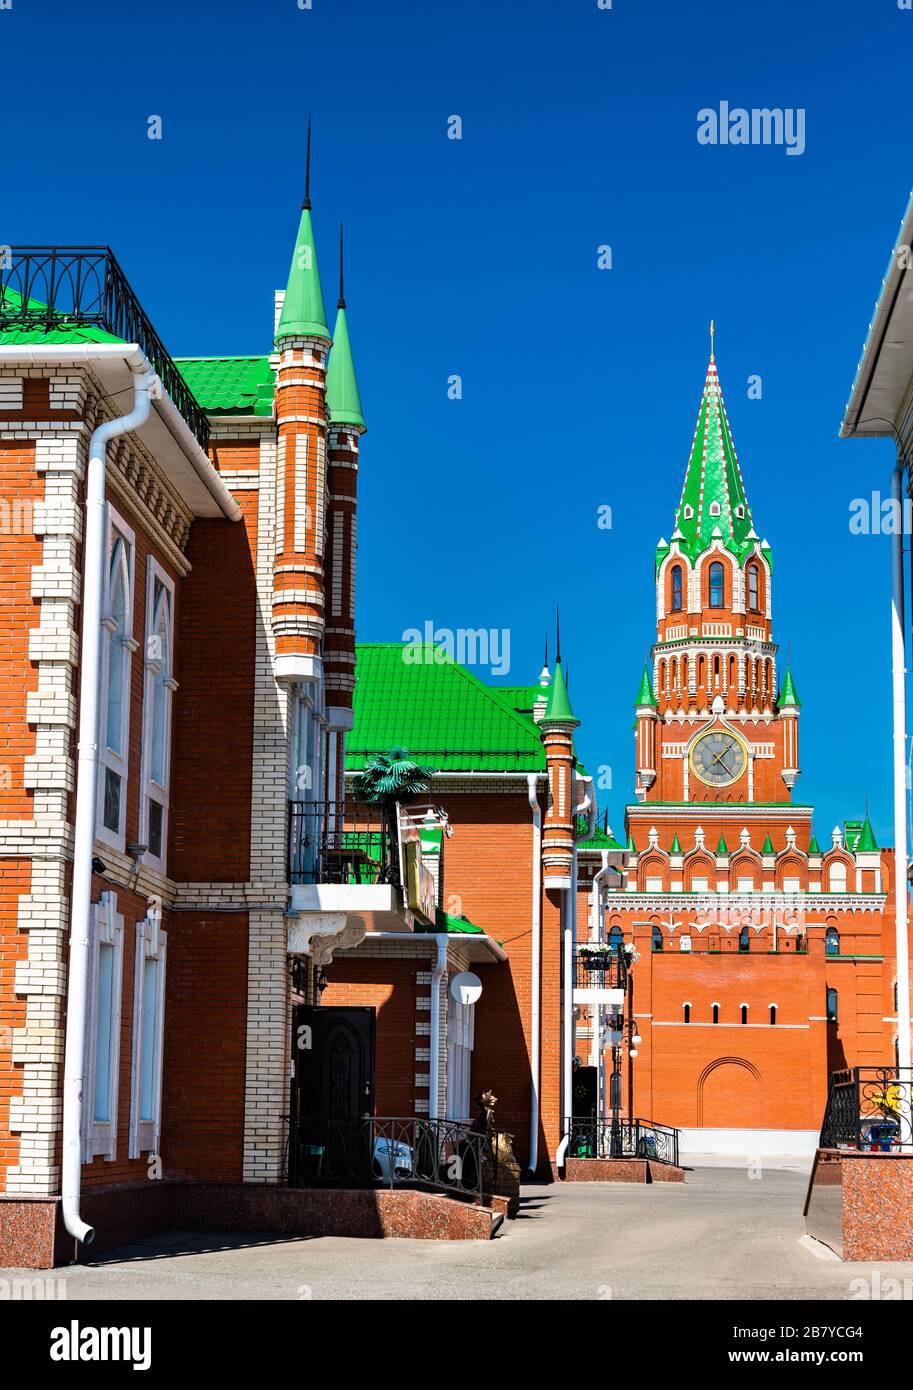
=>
[450,971,482,1006]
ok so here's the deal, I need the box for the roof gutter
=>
[0,343,241,522]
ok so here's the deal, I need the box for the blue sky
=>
[5,0,912,843]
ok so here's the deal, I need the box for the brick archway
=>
[696,1056,762,1128]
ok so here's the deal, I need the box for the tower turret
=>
[540,652,579,890]
[272,122,333,685]
[634,663,658,797]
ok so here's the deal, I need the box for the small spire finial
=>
[556,606,562,665]
[338,222,346,309]
[544,634,548,670]
[302,115,312,210]
[710,318,715,362]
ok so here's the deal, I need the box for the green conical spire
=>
[779,665,801,708]
[276,122,330,343]
[856,814,879,853]
[326,227,366,428]
[663,345,761,569]
[542,659,578,726]
[670,834,682,854]
[762,834,774,855]
[627,830,637,853]
[808,834,821,855]
[716,833,729,855]
[634,664,657,708]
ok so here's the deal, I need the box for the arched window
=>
[826,987,838,1023]
[747,564,759,611]
[740,1004,748,1025]
[98,519,135,845]
[769,1004,777,1026]
[683,1003,691,1024]
[142,566,176,867]
[829,863,847,892]
[652,924,663,953]
[825,926,840,957]
[671,564,683,612]
[608,925,624,955]
[709,562,724,608]
[712,1003,720,1024]
[738,926,750,953]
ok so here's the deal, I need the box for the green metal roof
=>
[635,664,657,708]
[808,835,821,854]
[345,643,547,773]
[663,353,766,569]
[276,207,330,342]
[326,305,365,428]
[175,356,275,416]
[542,659,578,727]
[670,834,682,854]
[779,665,801,708]
[716,833,729,855]
[762,834,775,855]
[855,815,879,853]
[577,825,626,853]
[0,287,124,345]
[432,908,484,935]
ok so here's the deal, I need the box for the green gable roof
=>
[663,353,763,569]
[326,305,365,428]
[345,643,546,774]
[276,207,330,342]
[175,356,275,417]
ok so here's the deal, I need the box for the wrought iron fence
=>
[574,949,628,991]
[565,1116,680,1167]
[284,1115,497,1200]
[0,246,210,450]
[288,800,399,886]
[819,1066,913,1151]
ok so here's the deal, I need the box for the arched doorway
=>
[697,1056,762,1128]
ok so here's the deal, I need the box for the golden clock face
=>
[690,729,746,787]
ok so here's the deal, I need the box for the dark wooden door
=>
[291,1005,376,1119]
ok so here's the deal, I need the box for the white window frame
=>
[139,557,177,873]
[446,996,476,1124]
[81,891,125,1162]
[645,876,664,892]
[96,506,137,851]
[129,911,168,1159]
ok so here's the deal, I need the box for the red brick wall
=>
[322,959,419,1116]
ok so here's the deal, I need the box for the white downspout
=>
[891,460,912,1132]
[526,774,542,1174]
[62,368,157,1245]
[559,776,594,1165]
[428,934,448,1122]
[590,850,610,1076]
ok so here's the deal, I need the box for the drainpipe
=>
[61,368,157,1245]
[590,850,610,1084]
[526,774,542,1174]
[891,460,912,1120]
[428,934,448,1121]
[560,776,594,1164]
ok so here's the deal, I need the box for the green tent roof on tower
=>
[325,226,365,429]
[627,830,637,853]
[670,834,682,854]
[542,660,579,727]
[634,664,657,708]
[856,815,879,853]
[659,342,766,571]
[762,834,775,855]
[276,203,330,342]
[716,833,729,855]
[808,834,821,855]
[779,666,801,708]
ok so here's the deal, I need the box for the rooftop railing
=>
[0,246,210,450]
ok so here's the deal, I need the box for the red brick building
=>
[583,344,908,1157]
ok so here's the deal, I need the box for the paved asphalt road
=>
[4,1165,913,1300]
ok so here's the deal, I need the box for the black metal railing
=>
[819,1066,913,1151]
[284,1116,497,1201]
[288,800,399,887]
[566,1116,680,1167]
[574,948,628,991]
[0,246,210,450]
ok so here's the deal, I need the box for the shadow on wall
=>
[471,960,537,1169]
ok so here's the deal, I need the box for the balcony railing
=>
[284,1115,498,1201]
[819,1066,913,1151]
[565,1116,680,1167]
[288,799,399,887]
[0,246,210,450]
[574,948,628,991]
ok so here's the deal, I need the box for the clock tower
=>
[633,338,802,813]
